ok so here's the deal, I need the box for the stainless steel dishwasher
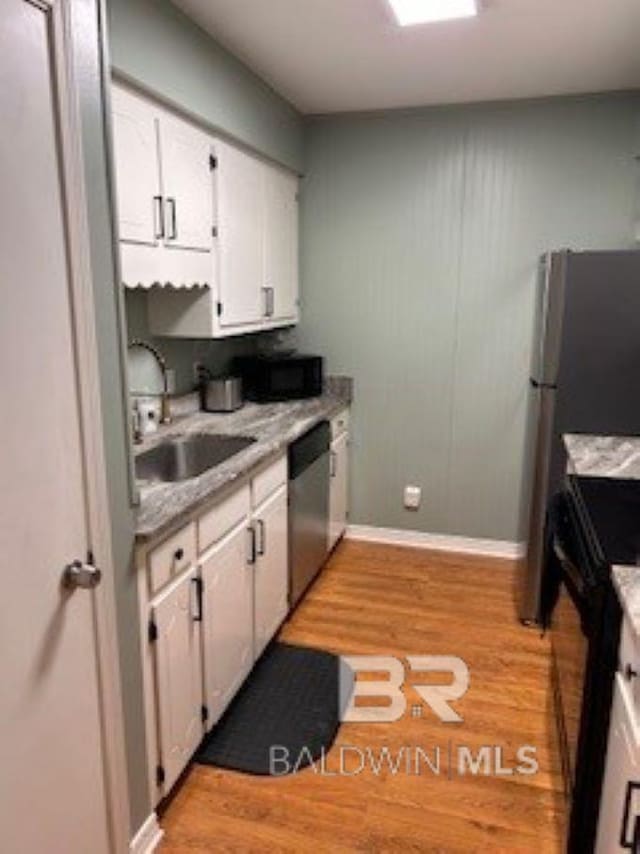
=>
[288,420,331,608]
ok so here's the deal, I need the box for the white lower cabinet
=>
[200,522,254,729]
[596,671,640,851]
[329,430,349,550]
[253,485,289,660]
[151,567,204,795]
[141,454,290,801]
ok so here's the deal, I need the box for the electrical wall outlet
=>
[404,485,421,510]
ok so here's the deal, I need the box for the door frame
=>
[30,0,131,849]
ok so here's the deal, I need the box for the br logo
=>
[339,655,470,723]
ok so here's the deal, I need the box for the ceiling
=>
[170,0,640,115]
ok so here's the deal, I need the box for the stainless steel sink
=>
[135,433,256,483]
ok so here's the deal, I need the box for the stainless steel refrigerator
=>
[521,249,640,624]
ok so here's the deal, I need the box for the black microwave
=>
[233,353,324,403]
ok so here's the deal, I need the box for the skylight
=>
[388,0,479,26]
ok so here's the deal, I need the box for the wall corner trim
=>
[345,525,525,560]
[130,812,163,854]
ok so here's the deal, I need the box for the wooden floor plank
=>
[159,540,566,852]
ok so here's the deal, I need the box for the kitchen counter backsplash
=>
[134,376,352,542]
[564,434,640,480]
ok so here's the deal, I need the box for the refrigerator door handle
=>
[530,377,557,390]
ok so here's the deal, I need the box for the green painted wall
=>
[298,93,640,542]
[107,0,303,172]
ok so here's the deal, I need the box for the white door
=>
[0,3,117,851]
[216,141,264,327]
[152,569,203,794]
[159,114,212,252]
[254,487,289,660]
[201,524,254,727]
[329,432,349,550]
[596,676,640,852]
[264,166,299,321]
[111,84,161,246]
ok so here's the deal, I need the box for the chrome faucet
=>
[128,339,172,430]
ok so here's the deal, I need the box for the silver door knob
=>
[62,560,102,590]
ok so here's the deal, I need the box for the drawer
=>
[198,484,251,554]
[331,408,350,440]
[252,454,287,508]
[148,522,196,594]
[620,617,640,718]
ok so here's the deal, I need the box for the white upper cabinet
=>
[214,144,299,330]
[113,83,301,334]
[216,140,265,327]
[159,114,213,252]
[264,166,299,322]
[111,86,160,246]
[111,83,212,288]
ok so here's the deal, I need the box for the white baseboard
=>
[345,525,525,560]
[130,812,163,854]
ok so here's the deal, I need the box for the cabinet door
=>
[200,523,254,728]
[254,485,289,660]
[158,114,213,252]
[111,85,161,246]
[151,568,203,794]
[216,142,264,327]
[264,166,299,321]
[596,676,640,852]
[329,432,349,550]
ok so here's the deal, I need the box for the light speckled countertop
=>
[134,377,352,543]
[564,434,640,480]
[612,566,640,637]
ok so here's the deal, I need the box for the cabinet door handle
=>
[256,519,266,556]
[191,576,203,622]
[153,195,165,240]
[262,286,270,318]
[268,287,275,317]
[620,781,640,848]
[330,450,337,478]
[247,526,257,565]
[166,197,177,240]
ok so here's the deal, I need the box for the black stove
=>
[568,474,640,568]
[548,475,634,853]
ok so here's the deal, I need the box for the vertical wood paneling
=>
[299,94,639,541]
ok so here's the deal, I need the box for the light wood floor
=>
[159,540,566,853]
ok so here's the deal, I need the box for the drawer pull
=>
[626,664,639,682]
[174,547,185,562]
